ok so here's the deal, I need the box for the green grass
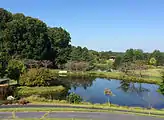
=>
[17,86,67,99]
[8,118,90,120]
[134,68,162,77]
[51,68,164,84]
[7,95,164,116]
[1,107,164,118]
[0,107,109,112]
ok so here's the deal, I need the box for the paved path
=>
[1,104,164,116]
[0,112,163,120]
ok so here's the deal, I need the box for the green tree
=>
[0,52,11,78]
[48,27,71,67]
[149,57,157,66]
[2,14,50,60]
[7,59,26,84]
[122,49,134,63]
[133,49,144,61]
[0,8,12,29]
[150,50,164,66]
[134,60,147,77]
[113,56,122,69]
[159,71,164,95]
[70,46,83,61]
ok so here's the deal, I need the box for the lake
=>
[0,77,164,109]
[66,77,164,109]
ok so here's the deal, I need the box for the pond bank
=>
[51,70,161,84]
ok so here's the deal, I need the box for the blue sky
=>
[1,0,164,52]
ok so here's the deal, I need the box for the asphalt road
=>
[1,104,164,116]
[0,112,163,120]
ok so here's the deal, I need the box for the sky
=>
[1,0,164,52]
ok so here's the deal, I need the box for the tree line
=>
[1,8,164,77]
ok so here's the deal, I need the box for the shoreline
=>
[51,70,162,84]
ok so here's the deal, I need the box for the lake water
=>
[67,78,164,109]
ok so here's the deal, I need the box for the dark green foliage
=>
[113,56,122,69]
[7,59,26,83]
[66,92,82,104]
[70,46,94,62]
[122,49,144,63]
[159,71,164,95]
[48,27,71,67]
[0,8,71,69]
[20,68,56,86]
[0,52,10,78]
[2,16,49,59]
[150,50,164,66]
[0,8,12,29]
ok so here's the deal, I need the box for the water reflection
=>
[118,80,149,94]
[68,78,164,109]
[57,77,95,90]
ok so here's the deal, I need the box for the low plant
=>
[20,68,57,86]
[17,86,67,100]
[18,98,29,105]
[66,92,82,104]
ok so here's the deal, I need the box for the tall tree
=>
[48,27,71,67]
[2,15,50,60]
[133,49,144,61]
[113,56,122,69]
[122,49,134,63]
[150,50,164,66]
[0,8,12,29]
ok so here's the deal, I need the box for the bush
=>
[18,98,29,105]
[20,68,57,86]
[65,61,89,71]
[17,86,68,100]
[66,92,82,104]
[6,59,26,83]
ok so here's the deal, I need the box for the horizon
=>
[1,0,164,52]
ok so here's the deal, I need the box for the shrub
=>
[65,61,89,71]
[66,92,82,104]
[159,71,164,95]
[18,98,29,105]
[6,59,26,83]
[17,86,68,100]
[20,68,57,86]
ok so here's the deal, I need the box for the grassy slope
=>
[51,68,162,84]
[12,118,87,120]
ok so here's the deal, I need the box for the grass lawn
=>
[2,118,86,120]
[8,118,88,120]
[1,105,164,116]
[1,107,164,118]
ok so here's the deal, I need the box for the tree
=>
[48,27,71,67]
[159,71,164,95]
[7,59,26,84]
[70,46,83,61]
[149,57,157,66]
[122,49,134,63]
[150,50,164,66]
[133,49,144,61]
[122,49,145,64]
[134,60,148,77]
[119,62,132,75]
[65,61,89,71]
[0,8,12,29]
[2,14,50,60]
[0,52,11,78]
[113,56,122,69]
